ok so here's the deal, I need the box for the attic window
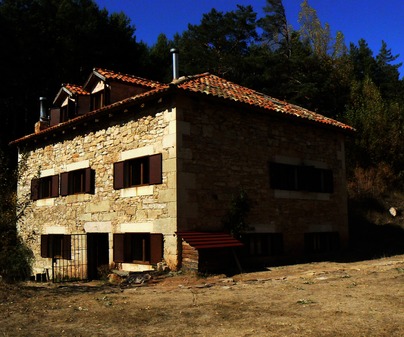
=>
[91,88,110,110]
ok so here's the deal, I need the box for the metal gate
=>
[52,234,87,282]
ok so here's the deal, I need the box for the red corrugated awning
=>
[176,231,244,249]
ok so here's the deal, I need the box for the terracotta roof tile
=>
[94,68,163,88]
[173,73,354,132]
[10,71,354,146]
[64,84,89,96]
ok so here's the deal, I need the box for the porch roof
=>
[176,231,244,250]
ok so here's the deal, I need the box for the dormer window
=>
[91,86,110,111]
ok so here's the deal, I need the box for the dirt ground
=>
[1,255,403,337]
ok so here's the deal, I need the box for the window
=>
[91,89,109,110]
[270,162,333,193]
[114,154,162,190]
[41,234,71,259]
[304,232,340,254]
[60,168,95,196]
[113,233,163,264]
[242,233,283,256]
[50,99,76,126]
[31,175,59,200]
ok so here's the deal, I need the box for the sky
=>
[95,0,404,75]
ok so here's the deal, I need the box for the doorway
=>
[87,233,109,280]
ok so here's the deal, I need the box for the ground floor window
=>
[41,234,71,259]
[242,233,283,256]
[113,233,163,264]
[304,232,340,254]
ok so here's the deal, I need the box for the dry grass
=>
[1,255,403,337]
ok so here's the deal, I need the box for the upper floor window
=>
[60,168,95,196]
[31,175,59,200]
[91,89,109,110]
[270,162,333,193]
[113,154,162,190]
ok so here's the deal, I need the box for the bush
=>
[347,162,398,199]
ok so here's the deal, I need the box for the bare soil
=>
[1,255,403,337]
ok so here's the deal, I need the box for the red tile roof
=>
[64,84,89,96]
[93,68,163,88]
[10,71,354,145]
[177,232,244,249]
[173,73,355,132]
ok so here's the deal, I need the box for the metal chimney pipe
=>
[39,97,47,121]
[170,48,179,80]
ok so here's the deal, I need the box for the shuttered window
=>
[270,162,333,193]
[40,234,72,259]
[113,233,163,265]
[113,153,162,190]
[304,232,340,254]
[30,175,59,200]
[60,168,95,196]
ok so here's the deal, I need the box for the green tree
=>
[174,5,258,82]
[348,39,377,82]
[0,148,33,282]
[374,40,402,99]
[0,0,143,148]
[147,33,175,82]
[258,0,292,58]
[345,77,404,179]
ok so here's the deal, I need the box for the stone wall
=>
[18,104,178,275]
[17,91,350,276]
[176,96,348,257]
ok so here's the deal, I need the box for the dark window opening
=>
[126,157,150,186]
[113,233,163,265]
[114,154,162,190]
[31,175,59,200]
[304,232,340,254]
[242,233,283,256]
[60,168,95,196]
[270,162,333,193]
[41,234,71,259]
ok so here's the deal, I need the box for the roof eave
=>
[9,86,171,147]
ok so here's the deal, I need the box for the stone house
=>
[11,66,354,280]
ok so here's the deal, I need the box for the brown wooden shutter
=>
[324,170,334,193]
[149,154,162,185]
[41,235,49,258]
[113,162,125,190]
[150,233,163,264]
[68,98,76,119]
[31,178,40,200]
[50,108,61,127]
[60,172,69,196]
[84,168,95,194]
[51,175,59,197]
[113,234,125,262]
[62,235,72,260]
